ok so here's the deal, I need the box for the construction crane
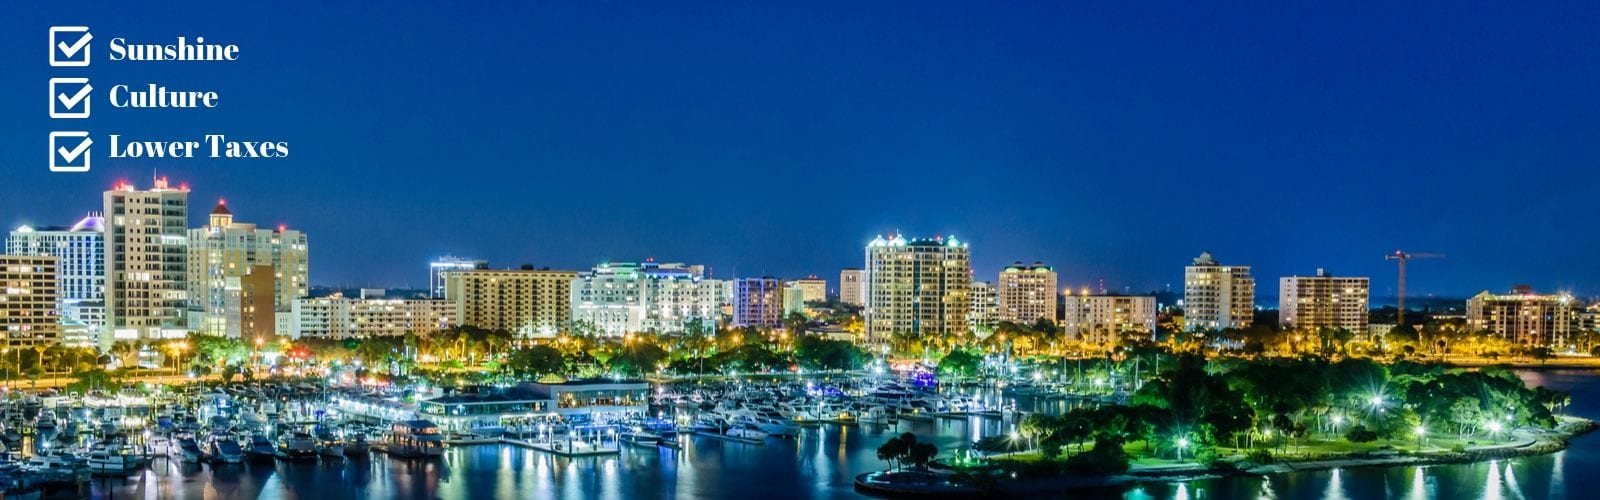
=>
[1385,250,1443,325]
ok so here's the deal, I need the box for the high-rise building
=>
[1183,251,1254,331]
[788,276,827,304]
[430,256,487,299]
[446,268,578,338]
[0,255,60,348]
[732,277,783,327]
[571,261,723,336]
[223,265,277,341]
[291,293,456,339]
[998,261,1057,325]
[188,200,308,337]
[1467,286,1578,348]
[7,214,105,337]
[839,268,864,307]
[1061,293,1157,344]
[863,234,971,344]
[7,214,104,304]
[1279,269,1369,332]
[969,281,998,335]
[104,179,190,344]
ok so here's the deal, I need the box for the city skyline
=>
[6,2,1600,297]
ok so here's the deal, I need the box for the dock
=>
[499,437,620,456]
[692,430,765,445]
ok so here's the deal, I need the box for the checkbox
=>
[49,77,92,119]
[49,131,92,173]
[49,26,92,67]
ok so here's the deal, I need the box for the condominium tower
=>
[1467,286,1578,348]
[0,255,60,348]
[1278,269,1369,332]
[1183,251,1254,331]
[445,268,578,338]
[187,200,309,337]
[839,268,864,306]
[104,179,190,343]
[863,234,971,344]
[998,261,1057,325]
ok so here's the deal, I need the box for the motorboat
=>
[176,435,205,463]
[276,432,317,461]
[244,434,276,462]
[86,443,144,476]
[316,438,345,459]
[147,434,172,457]
[343,432,371,457]
[209,433,244,464]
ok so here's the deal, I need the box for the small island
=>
[858,354,1594,496]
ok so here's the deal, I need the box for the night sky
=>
[5,1,1599,300]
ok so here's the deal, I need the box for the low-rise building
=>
[290,293,455,339]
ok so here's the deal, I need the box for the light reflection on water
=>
[90,373,1600,499]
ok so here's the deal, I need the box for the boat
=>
[620,430,662,446]
[726,423,769,441]
[379,420,444,458]
[25,450,86,473]
[209,433,244,464]
[86,443,144,476]
[175,435,205,463]
[244,434,276,462]
[316,438,345,459]
[276,432,317,461]
[34,413,58,440]
[147,434,171,457]
[343,432,371,457]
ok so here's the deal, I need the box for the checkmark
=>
[50,78,92,118]
[49,26,92,67]
[58,84,92,108]
[57,137,92,163]
[48,131,92,172]
[57,33,91,58]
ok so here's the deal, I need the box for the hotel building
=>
[571,261,723,336]
[1278,269,1369,332]
[1183,251,1254,331]
[788,276,827,304]
[104,179,190,344]
[445,268,578,338]
[863,234,971,344]
[998,261,1057,325]
[0,255,60,348]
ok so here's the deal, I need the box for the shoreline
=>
[855,417,1598,497]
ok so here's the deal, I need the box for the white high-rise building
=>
[863,234,971,344]
[104,179,190,345]
[571,261,723,336]
[188,200,309,337]
[1279,269,1369,332]
[969,281,998,335]
[998,261,1057,325]
[839,268,864,307]
[1061,293,1157,344]
[430,256,487,299]
[1183,251,1254,331]
[7,214,105,336]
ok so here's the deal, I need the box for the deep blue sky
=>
[5,1,1600,300]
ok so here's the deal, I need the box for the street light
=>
[1412,425,1426,450]
[1176,437,1190,461]
[1487,421,1503,440]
